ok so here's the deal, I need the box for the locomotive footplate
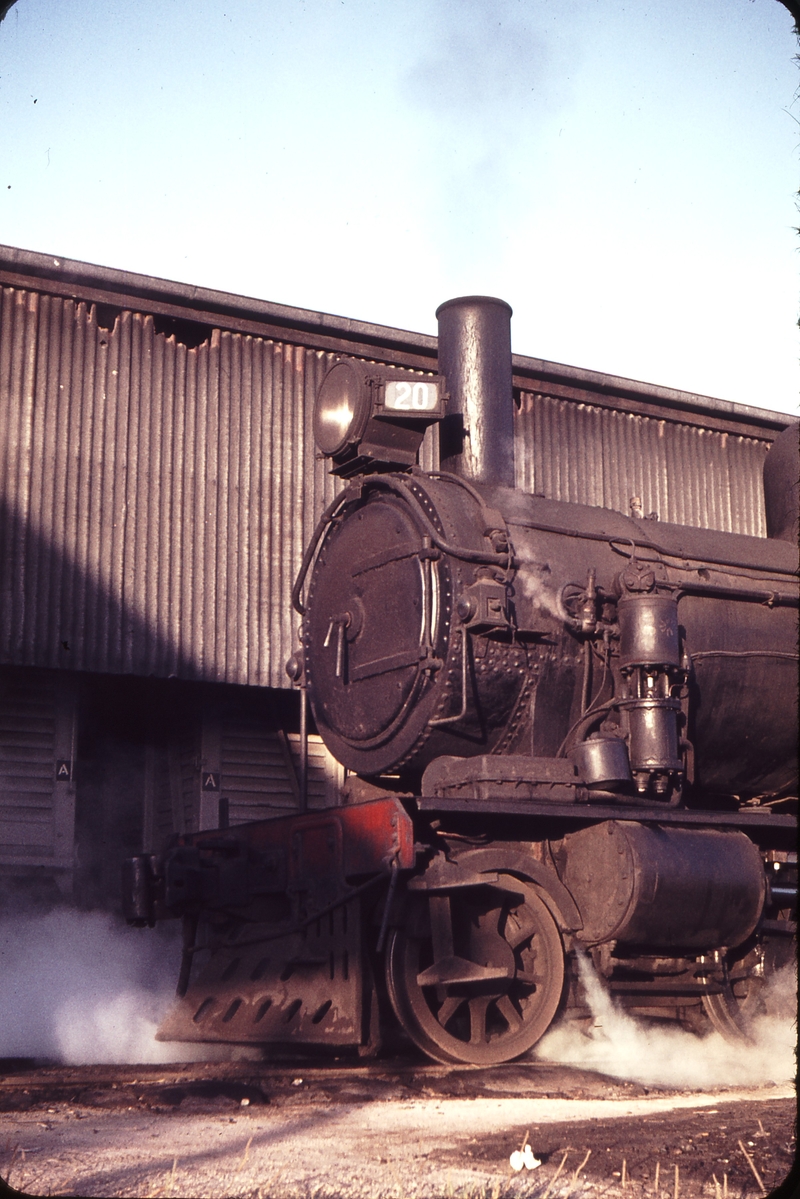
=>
[416,793,797,830]
[157,900,364,1046]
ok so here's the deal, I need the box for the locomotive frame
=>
[123,296,798,1067]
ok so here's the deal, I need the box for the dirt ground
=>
[0,1062,795,1199]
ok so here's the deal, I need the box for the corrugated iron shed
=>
[0,244,794,690]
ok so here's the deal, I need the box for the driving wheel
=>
[386,876,565,1065]
[702,920,795,1041]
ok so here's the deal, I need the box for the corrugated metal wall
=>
[514,392,769,538]
[0,284,774,690]
[0,285,341,687]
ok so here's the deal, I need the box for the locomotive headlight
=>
[314,358,447,476]
[314,360,370,457]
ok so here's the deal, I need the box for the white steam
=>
[535,953,797,1090]
[399,0,575,281]
[514,559,569,622]
[0,909,225,1064]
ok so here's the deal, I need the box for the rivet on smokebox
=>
[510,1144,541,1171]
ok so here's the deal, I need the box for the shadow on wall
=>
[0,491,188,680]
[0,494,302,913]
[0,489,181,909]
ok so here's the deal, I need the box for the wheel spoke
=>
[507,915,539,950]
[496,994,522,1031]
[436,994,465,1029]
[468,995,491,1044]
[514,969,543,987]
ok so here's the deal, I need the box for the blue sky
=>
[0,0,797,413]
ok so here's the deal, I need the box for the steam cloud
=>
[0,909,228,1064]
[535,952,797,1090]
[401,0,574,280]
[2,910,794,1080]
[514,558,569,622]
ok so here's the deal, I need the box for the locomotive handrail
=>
[414,466,488,508]
[292,473,518,617]
[414,466,512,544]
[676,582,798,607]
[291,487,352,614]
[352,473,519,569]
[690,649,799,661]
[428,625,470,726]
[505,514,799,581]
[389,475,517,571]
[608,535,799,579]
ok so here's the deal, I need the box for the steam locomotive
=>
[124,298,798,1065]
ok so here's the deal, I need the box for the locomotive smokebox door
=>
[303,485,452,774]
[302,470,535,777]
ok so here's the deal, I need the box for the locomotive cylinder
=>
[559,821,766,949]
[436,296,515,487]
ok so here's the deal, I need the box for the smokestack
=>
[436,296,515,487]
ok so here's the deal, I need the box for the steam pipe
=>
[436,296,515,487]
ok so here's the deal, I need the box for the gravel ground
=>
[0,1069,794,1199]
